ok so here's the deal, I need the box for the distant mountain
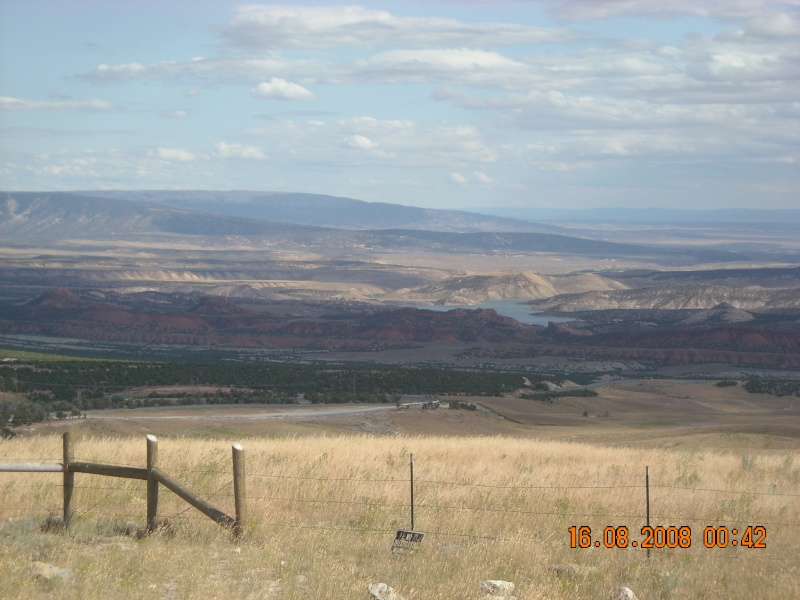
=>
[386,272,628,305]
[481,207,800,223]
[0,192,323,238]
[79,190,567,234]
[528,284,800,312]
[0,191,760,265]
[351,229,745,264]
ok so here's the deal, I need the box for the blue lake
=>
[415,300,573,326]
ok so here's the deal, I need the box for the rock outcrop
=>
[529,284,800,312]
[610,587,638,600]
[481,579,517,599]
[387,271,628,305]
[367,582,405,600]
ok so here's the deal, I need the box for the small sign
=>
[391,529,425,554]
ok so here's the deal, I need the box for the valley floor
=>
[21,378,799,453]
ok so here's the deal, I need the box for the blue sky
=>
[1,0,798,210]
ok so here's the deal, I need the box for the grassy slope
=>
[1,431,798,599]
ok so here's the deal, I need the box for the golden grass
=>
[1,433,798,599]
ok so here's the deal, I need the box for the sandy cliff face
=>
[385,271,628,304]
[529,284,800,312]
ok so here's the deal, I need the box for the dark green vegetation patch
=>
[519,388,599,404]
[744,379,800,397]
[0,360,529,435]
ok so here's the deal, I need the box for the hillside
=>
[80,190,566,234]
[528,284,800,312]
[2,434,797,599]
[0,289,541,349]
[4,288,800,369]
[0,192,323,239]
[485,206,800,223]
[386,271,629,304]
[613,266,800,289]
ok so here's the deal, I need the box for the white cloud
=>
[449,170,493,184]
[473,171,493,184]
[356,48,533,86]
[219,4,573,50]
[78,24,798,101]
[0,95,115,111]
[95,62,147,75]
[161,110,189,119]
[214,142,267,160]
[83,57,296,83]
[248,116,495,168]
[708,52,780,81]
[546,0,782,21]
[81,49,540,91]
[745,12,800,37]
[156,147,196,162]
[344,135,377,149]
[251,78,316,101]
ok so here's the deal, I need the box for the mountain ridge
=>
[2,191,752,264]
[0,191,326,238]
[79,190,567,234]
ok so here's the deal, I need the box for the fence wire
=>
[2,450,799,567]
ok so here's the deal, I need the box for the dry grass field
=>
[1,416,798,599]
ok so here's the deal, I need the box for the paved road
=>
[86,404,400,421]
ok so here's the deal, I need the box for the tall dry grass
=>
[1,433,798,599]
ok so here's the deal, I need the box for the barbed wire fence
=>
[1,440,798,563]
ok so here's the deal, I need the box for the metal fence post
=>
[410,453,415,531]
[232,443,246,538]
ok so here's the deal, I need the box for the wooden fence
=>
[0,432,247,537]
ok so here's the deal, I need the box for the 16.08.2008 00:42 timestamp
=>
[568,525,766,549]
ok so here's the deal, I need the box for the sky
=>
[1,0,798,210]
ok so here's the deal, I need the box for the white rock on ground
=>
[610,587,638,600]
[368,582,405,600]
[480,580,516,597]
[32,561,74,582]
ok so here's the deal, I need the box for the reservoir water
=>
[416,300,573,326]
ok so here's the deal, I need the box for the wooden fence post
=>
[147,434,159,531]
[63,431,74,528]
[232,443,246,538]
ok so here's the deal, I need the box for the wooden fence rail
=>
[0,462,64,473]
[0,431,246,537]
